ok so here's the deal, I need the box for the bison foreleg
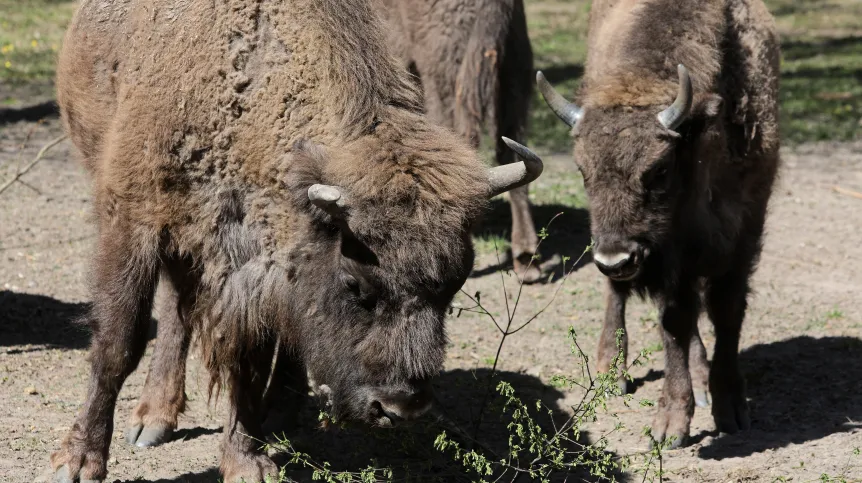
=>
[126,265,194,447]
[220,339,280,483]
[705,270,752,434]
[652,286,699,449]
[51,222,160,482]
[597,279,629,394]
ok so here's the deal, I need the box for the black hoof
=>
[125,423,173,447]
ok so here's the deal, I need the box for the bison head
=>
[538,65,721,281]
[281,123,542,427]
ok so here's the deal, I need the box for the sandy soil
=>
[1,118,860,482]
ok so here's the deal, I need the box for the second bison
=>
[538,0,780,446]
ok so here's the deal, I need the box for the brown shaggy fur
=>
[380,0,542,281]
[51,0,498,481]
[548,0,779,447]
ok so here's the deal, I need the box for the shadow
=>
[0,290,90,349]
[270,369,629,482]
[471,200,593,281]
[172,426,222,443]
[0,100,59,125]
[698,336,862,460]
[628,368,663,393]
[119,468,222,483]
[539,63,584,84]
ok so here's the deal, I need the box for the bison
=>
[381,0,541,282]
[537,0,780,447]
[50,0,544,481]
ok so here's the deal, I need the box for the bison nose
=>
[369,381,433,427]
[593,245,641,281]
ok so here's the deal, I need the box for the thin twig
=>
[831,185,862,200]
[0,135,68,196]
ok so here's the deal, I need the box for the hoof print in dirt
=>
[125,423,174,447]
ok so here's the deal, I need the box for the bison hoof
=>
[650,396,693,449]
[125,423,173,447]
[693,387,711,408]
[513,256,543,284]
[224,454,279,483]
[712,394,750,434]
[53,465,103,483]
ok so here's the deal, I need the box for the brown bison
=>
[381,0,541,282]
[50,0,544,481]
[537,0,780,447]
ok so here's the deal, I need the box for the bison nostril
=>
[593,251,633,270]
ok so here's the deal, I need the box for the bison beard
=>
[49,0,545,482]
[535,0,780,447]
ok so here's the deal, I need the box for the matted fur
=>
[53,0,492,480]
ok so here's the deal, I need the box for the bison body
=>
[538,0,779,446]
[381,0,541,281]
[51,0,542,481]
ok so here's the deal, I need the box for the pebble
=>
[24,386,38,395]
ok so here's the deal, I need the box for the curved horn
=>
[308,184,347,218]
[537,71,583,127]
[488,137,545,198]
[657,64,693,131]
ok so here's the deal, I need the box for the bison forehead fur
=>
[58,0,490,415]
[569,0,780,291]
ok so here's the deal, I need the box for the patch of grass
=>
[0,0,76,89]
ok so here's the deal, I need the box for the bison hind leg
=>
[126,258,197,447]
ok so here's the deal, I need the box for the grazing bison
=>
[50,0,544,481]
[537,0,780,446]
[381,0,541,282]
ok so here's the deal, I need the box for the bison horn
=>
[537,71,583,127]
[657,64,693,131]
[308,184,347,217]
[488,137,544,198]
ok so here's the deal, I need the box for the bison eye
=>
[341,273,360,294]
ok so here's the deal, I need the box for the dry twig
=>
[0,135,68,195]
[831,185,862,200]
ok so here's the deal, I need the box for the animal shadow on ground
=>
[265,368,627,482]
[472,199,593,281]
[0,290,90,349]
[697,336,862,459]
[0,100,59,125]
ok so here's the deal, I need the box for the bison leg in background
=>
[125,261,196,447]
[596,279,628,393]
[220,340,280,483]
[51,221,160,482]
[495,17,539,284]
[705,268,753,434]
[689,323,711,408]
[652,285,699,448]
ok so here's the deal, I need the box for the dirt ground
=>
[1,118,860,482]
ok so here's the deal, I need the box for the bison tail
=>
[454,1,517,148]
